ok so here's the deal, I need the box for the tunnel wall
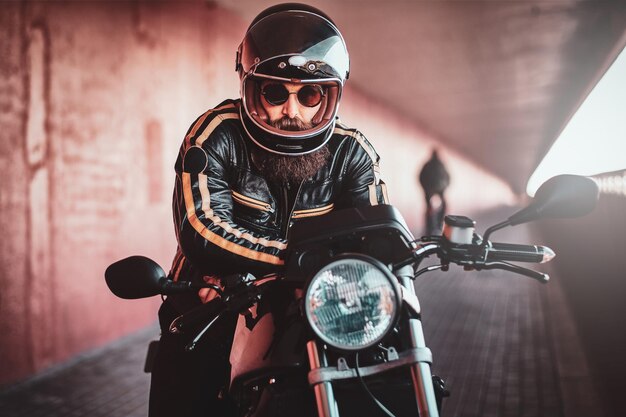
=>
[0,1,514,386]
[535,184,626,417]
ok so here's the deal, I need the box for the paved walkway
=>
[0,208,607,417]
[0,325,156,417]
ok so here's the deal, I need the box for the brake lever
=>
[170,296,226,334]
[477,261,549,283]
[174,282,259,351]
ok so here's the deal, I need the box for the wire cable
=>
[355,352,397,417]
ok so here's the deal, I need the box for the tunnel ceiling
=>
[220,0,626,193]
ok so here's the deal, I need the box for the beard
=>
[252,117,330,183]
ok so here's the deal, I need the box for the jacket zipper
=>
[282,180,304,240]
[292,203,334,219]
[232,191,274,213]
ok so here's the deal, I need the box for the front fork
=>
[306,266,440,417]
[307,340,340,417]
[398,265,440,417]
[407,313,440,417]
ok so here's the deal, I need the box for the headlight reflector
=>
[305,257,399,350]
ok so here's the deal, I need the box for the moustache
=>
[270,116,314,131]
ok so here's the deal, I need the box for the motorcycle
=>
[105,174,598,417]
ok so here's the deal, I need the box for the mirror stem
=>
[482,220,511,244]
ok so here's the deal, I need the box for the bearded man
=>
[149,4,389,416]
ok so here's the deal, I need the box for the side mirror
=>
[105,256,168,299]
[508,174,599,226]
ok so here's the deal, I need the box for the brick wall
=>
[0,1,31,386]
[0,1,514,385]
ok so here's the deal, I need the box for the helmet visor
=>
[242,75,340,139]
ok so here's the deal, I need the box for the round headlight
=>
[304,256,399,351]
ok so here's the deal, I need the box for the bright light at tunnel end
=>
[527,45,626,197]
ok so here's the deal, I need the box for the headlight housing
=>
[304,255,400,351]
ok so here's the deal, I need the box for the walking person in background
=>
[419,149,450,235]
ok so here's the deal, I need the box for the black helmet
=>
[236,3,350,155]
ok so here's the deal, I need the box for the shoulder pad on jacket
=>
[182,146,208,174]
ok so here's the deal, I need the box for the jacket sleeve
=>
[337,130,389,208]
[172,111,286,277]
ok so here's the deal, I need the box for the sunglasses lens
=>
[261,84,325,107]
[298,85,324,107]
[262,84,289,105]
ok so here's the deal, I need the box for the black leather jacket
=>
[169,99,389,287]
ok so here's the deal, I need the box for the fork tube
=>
[307,340,339,417]
[408,319,439,417]
[397,266,440,417]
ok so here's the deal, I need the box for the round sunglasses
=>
[260,83,325,107]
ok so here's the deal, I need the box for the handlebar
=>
[411,237,554,283]
[486,242,555,264]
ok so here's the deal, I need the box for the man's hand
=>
[198,275,223,304]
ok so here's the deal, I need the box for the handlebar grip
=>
[487,242,555,263]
